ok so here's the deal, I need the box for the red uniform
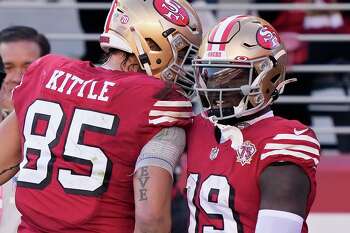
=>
[12,54,192,233]
[186,114,320,233]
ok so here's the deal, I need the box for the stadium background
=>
[0,0,349,232]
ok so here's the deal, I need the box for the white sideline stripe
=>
[149,110,192,118]
[264,143,320,156]
[153,101,192,107]
[0,199,2,208]
[149,116,179,125]
[273,134,320,147]
[260,149,319,165]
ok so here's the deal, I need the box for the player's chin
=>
[207,107,235,118]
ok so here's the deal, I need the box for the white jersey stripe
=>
[260,149,319,165]
[264,143,320,156]
[273,134,320,147]
[149,110,192,118]
[153,101,192,107]
[149,116,179,125]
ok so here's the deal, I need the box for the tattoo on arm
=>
[137,167,150,201]
[0,163,20,176]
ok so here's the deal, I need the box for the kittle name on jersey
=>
[45,70,116,102]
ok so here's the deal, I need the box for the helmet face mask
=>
[194,58,270,120]
[193,15,288,121]
[160,32,199,96]
[100,0,202,96]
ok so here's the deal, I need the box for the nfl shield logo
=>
[209,147,219,160]
[236,141,256,166]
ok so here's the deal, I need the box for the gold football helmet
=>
[100,0,202,94]
[193,15,293,120]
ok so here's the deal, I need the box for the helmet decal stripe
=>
[213,16,240,42]
[209,25,220,42]
[104,0,118,33]
[219,15,246,51]
[208,15,242,52]
[208,24,219,51]
[220,15,244,42]
[207,15,242,52]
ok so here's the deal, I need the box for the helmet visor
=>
[195,66,252,109]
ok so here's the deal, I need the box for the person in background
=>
[0,0,202,232]
[0,57,4,222]
[187,15,320,233]
[0,26,50,119]
[0,56,5,84]
[0,25,50,233]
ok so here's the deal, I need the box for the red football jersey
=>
[186,114,320,233]
[12,54,192,233]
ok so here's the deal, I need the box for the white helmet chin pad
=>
[100,32,133,53]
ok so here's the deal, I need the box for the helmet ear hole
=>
[145,38,161,51]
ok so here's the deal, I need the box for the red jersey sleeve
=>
[147,95,192,128]
[122,78,193,131]
[258,126,320,170]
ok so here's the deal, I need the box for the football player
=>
[186,15,320,233]
[0,0,202,232]
[0,26,51,233]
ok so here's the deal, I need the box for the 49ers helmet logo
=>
[154,0,189,26]
[256,26,281,50]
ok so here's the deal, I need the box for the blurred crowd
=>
[2,0,345,151]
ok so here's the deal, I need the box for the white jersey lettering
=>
[45,70,116,102]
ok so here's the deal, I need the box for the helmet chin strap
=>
[239,77,298,117]
[228,66,271,119]
[130,26,152,76]
[209,116,244,150]
[235,61,297,118]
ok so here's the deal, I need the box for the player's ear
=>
[119,51,141,73]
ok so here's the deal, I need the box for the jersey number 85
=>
[17,100,118,196]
